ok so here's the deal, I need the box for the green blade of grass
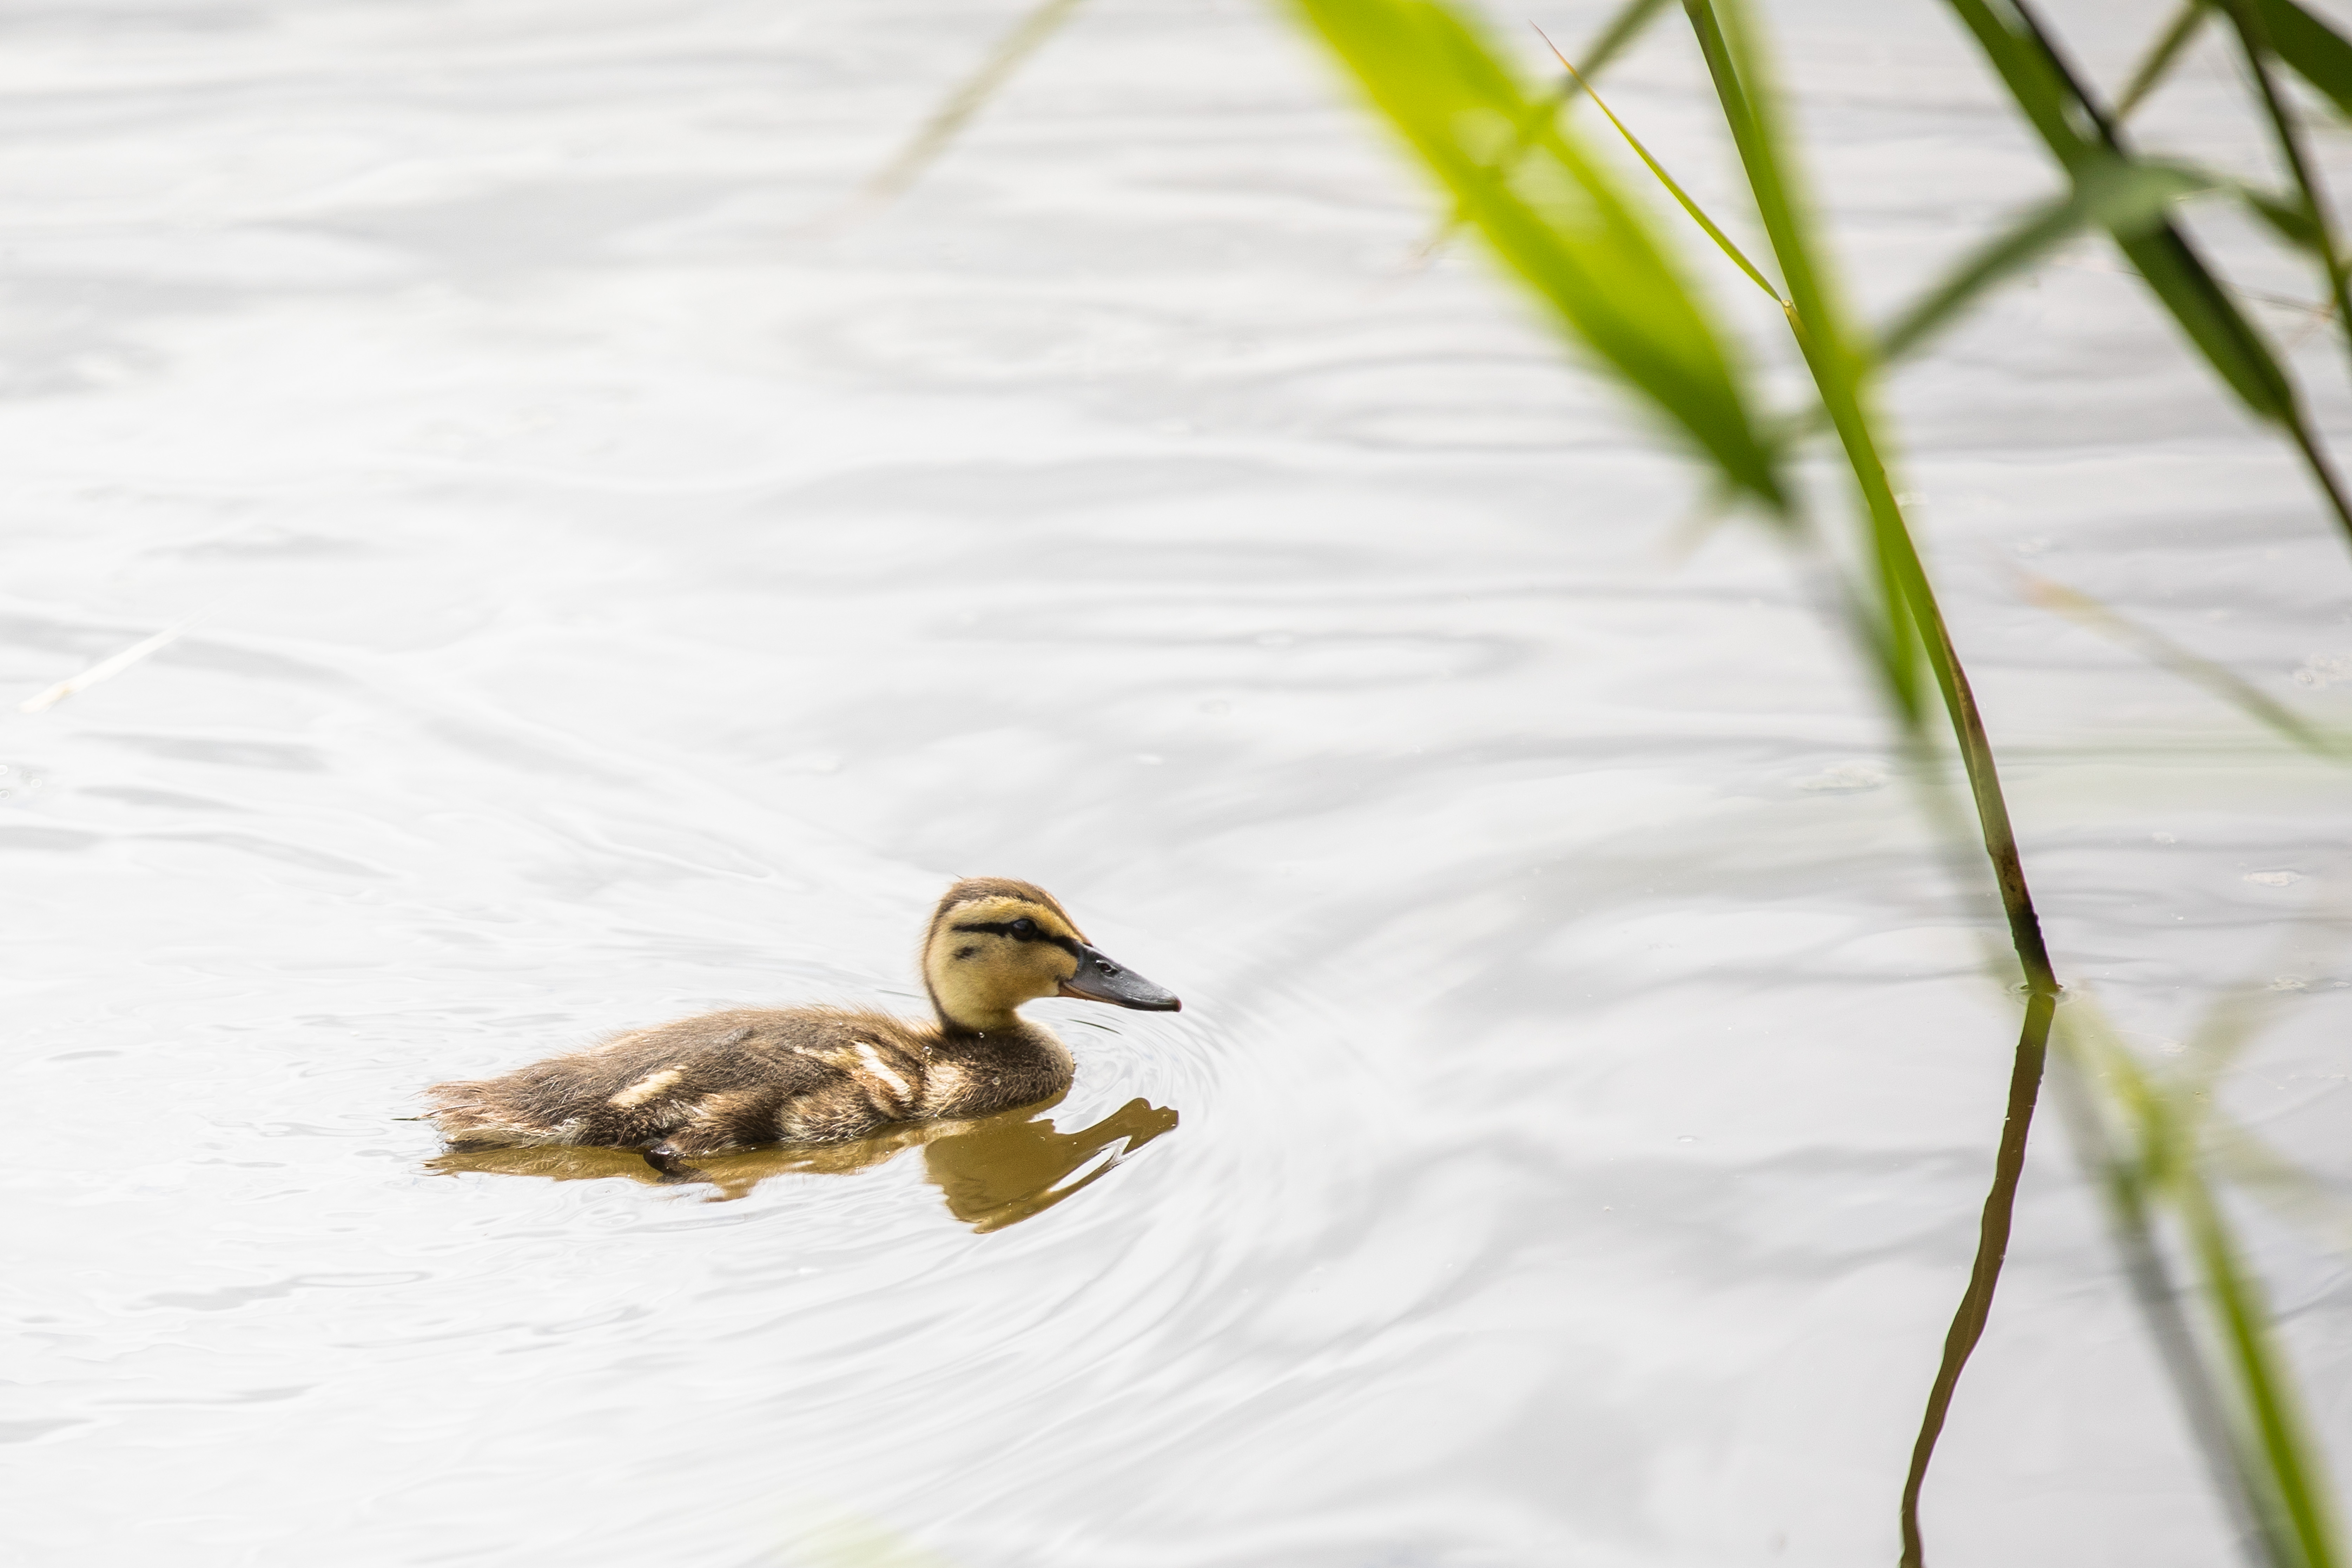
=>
[1536,7,1924,706]
[1266,8,2346,1567]
[2061,990,2347,1568]
[1532,26,1785,305]
[2254,0,2352,119]
[1675,0,1921,717]
[1413,0,1677,264]
[1939,0,2352,553]
[2118,223,2303,417]
[2217,0,2352,392]
[2051,1010,2284,1565]
[2168,988,2346,1568]
[2179,1172,2347,1568]
[2243,184,2327,254]
[1942,0,2285,408]
[2211,1119,2352,1253]
[1289,0,1785,508]
[2119,0,2213,120]
[1690,0,2067,884]
[1676,10,2064,1565]
[1879,156,2213,363]
[1579,0,1679,80]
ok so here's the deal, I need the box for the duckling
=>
[423,878,1179,1168]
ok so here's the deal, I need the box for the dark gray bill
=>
[1058,944,1181,1011]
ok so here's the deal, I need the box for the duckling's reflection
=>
[427,1094,1177,1230]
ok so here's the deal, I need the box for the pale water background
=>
[5,1,2352,1564]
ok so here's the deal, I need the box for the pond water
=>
[5,1,2351,1564]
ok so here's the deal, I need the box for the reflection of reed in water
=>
[427,1094,1177,1230]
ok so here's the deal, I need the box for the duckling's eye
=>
[1010,917,1037,939]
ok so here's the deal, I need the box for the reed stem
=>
[1679,9,2059,1560]
[1897,991,2054,1568]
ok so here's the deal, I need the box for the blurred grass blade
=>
[2175,983,2276,1101]
[2181,1159,2346,1566]
[2063,990,2348,1568]
[2017,571,2352,760]
[1881,156,2212,362]
[1290,0,1785,507]
[1685,0,2060,974]
[1951,0,2287,409]
[2211,1119,2352,1252]
[847,0,1088,215]
[1532,27,1784,304]
[2052,1010,2290,1565]
[2218,0,2352,386]
[2115,215,2308,426]
[2118,0,2212,120]
[1578,0,1678,81]
[1414,0,1676,264]
[1938,0,2352,551]
[2242,184,2326,254]
[1673,0,1915,719]
[2253,0,2352,118]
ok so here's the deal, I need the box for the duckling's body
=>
[424,878,1176,1163]
[427,1005,1075,1156]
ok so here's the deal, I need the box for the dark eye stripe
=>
[951,919,1019,936]
[950,919,1085,961]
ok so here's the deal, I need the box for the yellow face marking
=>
[923,894,1087,1032]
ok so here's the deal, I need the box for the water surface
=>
[5,2,2351,1564]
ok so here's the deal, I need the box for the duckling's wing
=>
[427,1013,782,1147]
[424,1008,903,1151]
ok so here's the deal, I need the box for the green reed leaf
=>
[2180,1165,2346,1568]
[1579,0,1679,80]
[1289,0,1785,508]
[2210,1119,2352,1254]
[2052,1005,2287,1564]
[1939,0,2352,552]
[2254,0,2352,119]
[2119,0,2212,120]
[1532,26,1784,305]
[2060,988,2348,1568]
[1942,0,2286,411]
[1678,14,2068,1567]
[2218,0,2352,396]
[2243,184,2327,255]
[1880,156,2213,363]
[1685,0,1944,739]
[1412,0,1676,264]
[2122,230,2300,419]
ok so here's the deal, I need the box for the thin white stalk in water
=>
[19,620,191,713]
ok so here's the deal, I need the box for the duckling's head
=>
[921,877,1181,1035]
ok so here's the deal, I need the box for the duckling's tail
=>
[421,1078,579,1150]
